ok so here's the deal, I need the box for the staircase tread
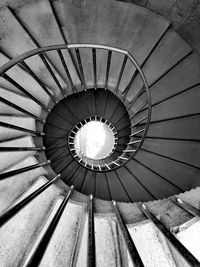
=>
[15,0,80,86]
[0,136,37,172]
[0,115,36,140]
[0,52,51,105]
[0,87,42,116]
[0,6,62,97]
[0,175,60,267]
[126,29,192,103]
[0,156,48,213]
[54,0,170,88]
[39,201,83,267]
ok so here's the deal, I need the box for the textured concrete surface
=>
[0,156,47,212]
[0,116,35,141]
[176,217,200,262]
[40,201,83,267]
[95,217,124,267]
[147,0,200,55]
[0,136,37,172]
[0,87,41,117]
[119,0,200,56]
[128,221,176,266]
[0,177,61,267]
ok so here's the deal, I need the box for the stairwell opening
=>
[71,118,117,160]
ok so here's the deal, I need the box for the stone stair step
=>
[0,52,51,106]
[141,138,200,170]
[39,201,83,267]
[14,0,80,89]
[0,176,61,266]
[0,5,64,98]
[126,29,192,103]
[0,87,41,117]
[0,135,37,171]
[95,216,126,267]
[53,0,170,90]
[127,220,176,266]
[0,115,35,141]
[0,155,47,213]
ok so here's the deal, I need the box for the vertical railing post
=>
[112,201,144,267]
[25,185,74,266]
[138,203,200,266]
[87,194,96,267]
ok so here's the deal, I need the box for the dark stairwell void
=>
[43,89,131,195]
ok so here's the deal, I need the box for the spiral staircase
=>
[1,0,200,266]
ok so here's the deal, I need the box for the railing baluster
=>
[130,129,145,138]
[122,24,170,97]
[171,196,200,218]
[130,101,147,119]
[105,50,112,90]
[79,169,88,193]
[0,43,151,172]
[114,55,128,95]
[138,203,200,266]
[0,96,45,123]
[0,121,44,136]
[87,195,96,267]
[48,0,82,83]
[112,201,144,266]
[92,48,97,89]
[19,61,58,104]
[75,48,87,90]
[7,5,68,98]
[114,99,147,128]
[0,174,60,227]
[131,116,148,128]
[2,73,49,112]
[122,71,137,96]
[39,53,67,98]
[123,149,136,153]
[57,49,77,93]
[0,49,58,104]
[109,54,128,120]
[24,186,74,267]
[128,140,141,145]
[127,86,145,110]
[0,146,45,152]
[0,160,50,180]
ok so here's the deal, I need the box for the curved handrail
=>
[0,43,151,171]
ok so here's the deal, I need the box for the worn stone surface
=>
[128,221,176,266]
[0,156,47,212]
[118,0,200,56]
[0,177,61,267]
[40,201,83,267]
[176,218,200,262]
[139,0,200,56]
[0,116,35,141]
[0,136,36,172]
[95,217,123,267]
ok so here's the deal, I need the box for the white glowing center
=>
[74,121,115,159]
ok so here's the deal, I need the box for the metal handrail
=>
[0,43,151,172]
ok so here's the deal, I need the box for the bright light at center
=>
[75,121,115,159]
